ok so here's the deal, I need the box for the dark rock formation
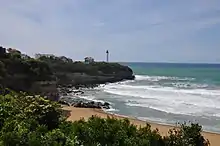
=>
[59,97,111,109]
[73,101,110,109]
[58,72,134,88]
[73,101,101,109]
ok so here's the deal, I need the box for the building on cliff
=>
[0,46,6,54]
[35,54,55,59]
[84,57,95,64]
[60,56,73,63]
[7,48,21,54]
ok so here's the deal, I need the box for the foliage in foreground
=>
[0,92,209,146]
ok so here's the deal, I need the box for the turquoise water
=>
[80,63,220,133]
[125,63,220,87]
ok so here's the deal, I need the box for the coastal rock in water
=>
[59,96,111,109]
[102,102,110,109]
[104,102,110,107]
[73,101,102,109]
[58,86,85,97]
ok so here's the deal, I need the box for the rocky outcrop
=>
[57,70,134,88]
[58,86,110,109]
[73,101,110,109]
[0,48,135,103]
[59,96,111,109]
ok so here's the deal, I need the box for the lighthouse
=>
[106,50,109,62]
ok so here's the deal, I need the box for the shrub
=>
[0,92,209,146]
[163,123,209,146]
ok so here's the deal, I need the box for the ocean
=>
[79,63,220,133]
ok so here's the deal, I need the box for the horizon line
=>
[113,61,220,65]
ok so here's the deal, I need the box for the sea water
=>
[80,63,220,133]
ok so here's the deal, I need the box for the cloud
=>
[0,0,220,63]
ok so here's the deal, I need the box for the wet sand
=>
[63,106,220,145]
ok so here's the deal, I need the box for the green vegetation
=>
[0,91,209,146]
[0,49,54,92]
[0,46,209,145]
[36,54,132,75]
[0,47,134,95]
[37,54,134,86]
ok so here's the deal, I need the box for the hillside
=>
[37,54,134,87]
[0,46,134,99]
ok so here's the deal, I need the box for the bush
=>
[163,123,208,146]
[70,116,164,146]
[0,92,209,146]
[0,52,54,93]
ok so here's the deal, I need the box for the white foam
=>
[103,108,119,112]
[137,116,175,125]
[170,82,208,89]
[105,84,220,96]
[78,95,106,103]
[135,75,195,82]
[102,83,220,117]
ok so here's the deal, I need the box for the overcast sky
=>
[1,0,220,63]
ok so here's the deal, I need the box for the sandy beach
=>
[63,106,220,146]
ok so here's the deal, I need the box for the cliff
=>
[0,47,134,99]
[42,60,135,87]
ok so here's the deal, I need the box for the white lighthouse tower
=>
[106,50,109,62]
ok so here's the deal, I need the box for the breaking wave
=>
[102,75,220,117]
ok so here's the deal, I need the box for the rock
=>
[97,102,102,106]
[58,100,70,106]
[75,86,80,89]
[102,102,110,109]
[102,105,110,109]
[103,102,110,107]
[67,84,73,88]
[73,90,84,94]
[72,101,102,109]
[60,96,111,110]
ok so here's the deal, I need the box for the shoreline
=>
[63,106,220,146]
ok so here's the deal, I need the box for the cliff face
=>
[38,55,134,87]
[57,69,134,86]
[0,49,134,100]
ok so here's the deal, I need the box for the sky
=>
[0,0,220,63]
